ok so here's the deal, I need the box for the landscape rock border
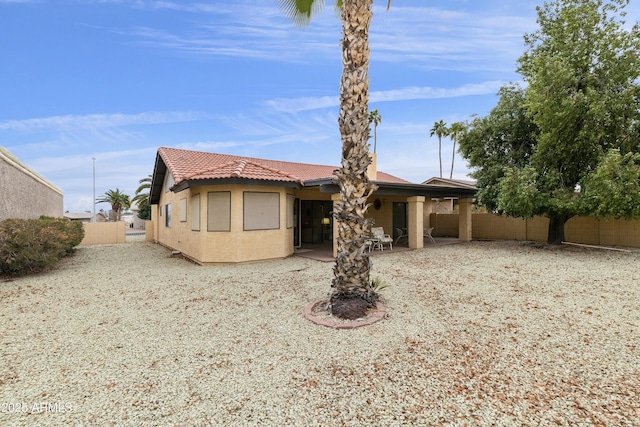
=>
[303,299,386,329]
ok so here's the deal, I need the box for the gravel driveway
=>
[1,241,639,426]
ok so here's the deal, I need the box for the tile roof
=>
[158,147,410,186]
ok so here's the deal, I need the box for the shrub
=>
[37,216,85,255]
[0,217,84,277]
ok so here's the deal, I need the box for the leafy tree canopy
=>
[458,0,640,243]
[579,149,640,219]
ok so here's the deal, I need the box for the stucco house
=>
[0,146,63,221]
[149,147,476,264]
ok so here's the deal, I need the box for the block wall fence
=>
[431,213,640,248]
[80,221,154,246]
[78,216,640,249]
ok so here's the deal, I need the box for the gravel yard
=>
[1,241,639,426]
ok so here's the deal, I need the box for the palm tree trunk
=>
[331,0,377,310]
[438,136,443,178]
[450,139,456,179]
[373,125,377,153]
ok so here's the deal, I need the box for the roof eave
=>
[149,152,167,205]
[318,181,477,198]
[170,178,303,194]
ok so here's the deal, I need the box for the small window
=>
[179,198,187,222]
[208,192,231,232]
[191,194,200,231]
[165,204,171,227]
[244,192,279,231]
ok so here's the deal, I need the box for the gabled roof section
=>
[182,159,305,184]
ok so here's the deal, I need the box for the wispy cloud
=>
[369,5,535,73]
[88,1,340,63]
[0,111,210,133]
[264,81,505,113]
[74,1,536,73]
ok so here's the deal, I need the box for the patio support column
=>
[331,193,340,257]
[423,198,434,230]
[458,198,473,242]
[407,196,425,249]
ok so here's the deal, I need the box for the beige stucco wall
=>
[153,178,296,264]
[80,222,126,245]
[145,220,154,242]
[431,212,640,248]
[366,196,406,234]
[0,147,63,221]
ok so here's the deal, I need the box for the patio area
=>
[294,236,462,262]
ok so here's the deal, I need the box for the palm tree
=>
[281,0,390,319]
[131,175,152,220]
[447,122,465,179]
[430,119,448,178]
[96,188,131,221]
[368,109,382,153]
[131,175,151,206]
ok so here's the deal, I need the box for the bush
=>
[0,217,85,277]
[37,216,85,255]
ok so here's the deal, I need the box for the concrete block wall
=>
[80,222,126,245]
[431,212,640,248]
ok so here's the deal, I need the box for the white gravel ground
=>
[1,241,639,426]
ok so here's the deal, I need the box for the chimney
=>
[366,153,378,180]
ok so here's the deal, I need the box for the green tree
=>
[280,0,390,319]
[136,199,151,221]
[459,0,640,244]
[96,188,131,222]
[447,121,465,179]
[579,150,640,219]
[459,84,539,213]
[430,119,448,178]
[368,109,382,153]
[132,175,152,220]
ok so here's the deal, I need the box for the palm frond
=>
[278,0,325,26]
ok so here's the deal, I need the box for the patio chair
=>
[364,237,378,252]
[424,227,436,244]
[371,227,393,250]
[395,228,407,245]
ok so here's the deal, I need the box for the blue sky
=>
[1,0,546,213]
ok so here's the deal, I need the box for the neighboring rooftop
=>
[63,212,94,221]
[422,177,477,190]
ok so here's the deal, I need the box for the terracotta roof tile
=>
[182,159,303,184]
[158,147,410,186]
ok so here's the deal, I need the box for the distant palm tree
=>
[368,109,382,153]
[131,175,152,220]
[430,119,448,178]
[447,122,465,179]
[96,188,131,221]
